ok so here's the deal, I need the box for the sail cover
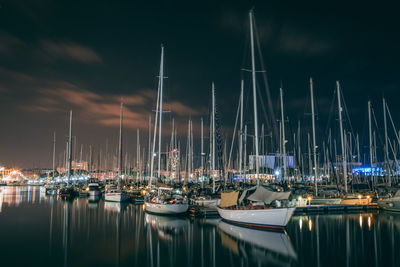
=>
[247,186,291,204]
[220,191,239,208]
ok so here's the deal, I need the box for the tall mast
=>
[67,110,72,186]
[239,80,244,178]
[368,100,373,182]
[297,121,301,180]
[158,45,165,178]
[249,10,260,184]
[147,115,151,182]
[212,82,216,193]
[244,125,247,181]
[117,102,123,188]
[280,87,287,181]
[187,119,191,181]
[310,78,318,196]
[150,46,162,188]
[137,129,140,185]
[200,117,205,186]
[52,131,56,180]
[383,98,391,186]
[337,81,347,193]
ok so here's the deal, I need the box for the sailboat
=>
[144,45,189,215]
[58,110,77,198]
[105,102,128,202]
[378,190,400,211]
[191,82,220,208]
[217,10,295,230]
[217,186,295,230]
[145,187,189,214]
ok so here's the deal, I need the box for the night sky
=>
[0,0,399,168]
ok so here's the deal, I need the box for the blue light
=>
[352,166,383,176]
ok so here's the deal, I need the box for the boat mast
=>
[201,117,204,187]
[249,10,260,184]
[137,129,140,185]
[212,82,216,193]
[117,102,123,188]
[239,80,244,179]
[147,115,151,183]
[244,124,247,181]
[158,45,165,179]
[368,100,374,184]
[150,46,162,188]
[337,81,347,193]
[280,87,287,182]
[310,78,318,196]
[297,121,301,180]
[52,131,56,180]
[67,110,72,186]
[383,98,391,186]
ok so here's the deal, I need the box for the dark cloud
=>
[0,31,24,53]
[40,40,103,63]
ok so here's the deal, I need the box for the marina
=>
[1,2,400,267]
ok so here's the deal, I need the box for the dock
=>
[294,203,379,214]
[189,203,380,218]
[189,205,220,218]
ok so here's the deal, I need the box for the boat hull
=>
[145,202,189,215]
[378,197,400,212]
[217,207,295,230]
[105,193,128,202]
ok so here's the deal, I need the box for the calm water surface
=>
[0,186,398,267]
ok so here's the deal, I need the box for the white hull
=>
[145,202,189,215]
[217,207,295,229]
[105,192,128,202]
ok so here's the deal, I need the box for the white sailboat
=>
[144,45,188,214]
[145,187,189,214]
[217,186,295,230]
[217,10,295,230]
[105,102,128,202]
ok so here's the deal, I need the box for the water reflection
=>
[218,221,297,263]
[0,186,399,267]
[145,213,188,239]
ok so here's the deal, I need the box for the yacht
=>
[217,186,295,230]
[145,187,189,215]
[105,184,128,202]
[88,182,101,197]
[378,190,400,211]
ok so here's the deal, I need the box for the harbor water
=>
[0,186,398,267]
